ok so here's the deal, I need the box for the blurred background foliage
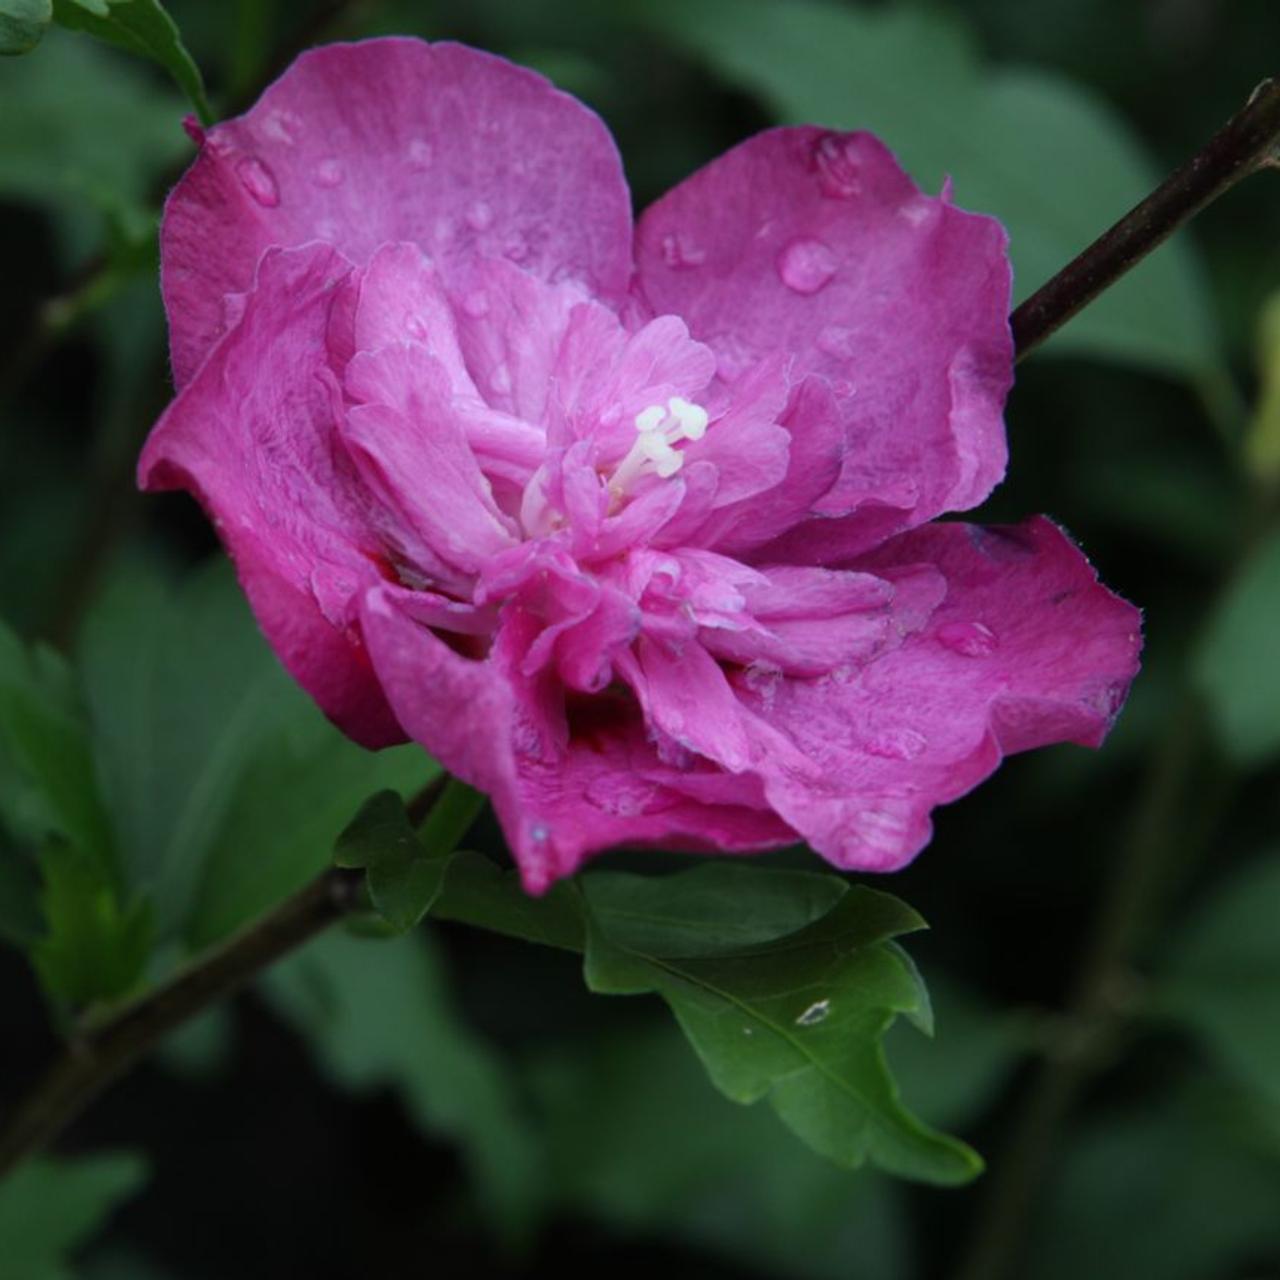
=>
[2,0,1280,1276]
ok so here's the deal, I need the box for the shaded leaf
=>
[0,1151,148,1280]
[334,790,448,934]
[31,839,151,1007]
[0,28,187,251]
[1195,531,1280,765]
[1155,850,1280,1106]
[533,1026,907,1280]
[0,620,115,876]
[77,556,435,948]
[0,0,50,53]
[439,858,973,1183]
[1028,1088,1280,1280]
[632,0,1214,376]
[263,929,541,1242]
[51,0,211,123]
[581,873,980,1184]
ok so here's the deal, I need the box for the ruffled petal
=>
[634,127,1012,557]
[740,518,1142,871]
[163,37,632,385]
[138,244,403,747]
[362,587,793,892]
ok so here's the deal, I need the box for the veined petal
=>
[163,38,633,385]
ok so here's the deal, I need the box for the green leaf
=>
[435,850,586,952]
[0,0,51,53]
[263,929,541,1242]
[439,857,975,1183]
[334,791,447,934]
[77,556,435,949]
[31,840,152,1007]
[1195,530,1280,765]
[1154,851,1280,1106]
[581,872,980,1184]
[51,0,211,124]
[0,620,116,876]
[631,0,1215,377]
[532,1026,908,1280]
[1028,1089,1280,1280]
[0,1151,148,1280]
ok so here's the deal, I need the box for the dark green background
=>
[3,1,1280,1277]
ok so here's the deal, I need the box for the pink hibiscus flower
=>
[139,38,1141,892]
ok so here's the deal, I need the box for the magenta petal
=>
[634,127,1012,552]
[163,38,632,385]
[138,244,402,747]
[743,518,1142,871]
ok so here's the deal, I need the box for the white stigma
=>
[609,396,710,496]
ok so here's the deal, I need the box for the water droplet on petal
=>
[796,999,831,1027]
[937,621,998,657]
[899,198,932,227]
[314,157,344,188]
[407,137,434,169]
[260,108,300,145]
[406,315,427,339]
[236,156,279,207]
[817,324,857,360]
[490,364,512,395]
[777,237,838,294]
[463,290,490,318]
[660,231,706,269]
[466,199,494,231]
[864,728,927,761]
[813,132,863,198]
[530,822,550,843]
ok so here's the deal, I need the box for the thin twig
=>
[0,866,364,1179]
[1012,77,1280,361]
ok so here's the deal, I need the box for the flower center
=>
[608,396,708,499]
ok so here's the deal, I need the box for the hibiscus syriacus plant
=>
[140,38,1140,893]
[23,17,1280,1246]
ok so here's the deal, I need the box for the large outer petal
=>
[741,518,1142,871]
[138,244,403,748]
[361,589,794,893]
[163,38,633,386]
[634,127,1013,558]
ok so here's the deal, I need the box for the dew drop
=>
[406,315,427,340]
[466,199,494,231]
[235,156,279,207]
[813,132,863,198]
[530,822,550,843]
[816,324,857,360]
[314,157,344,188]
[937,621,998,658]
[462,290,490,319]
[777,237,838,295]
[660,231,706,269]
[260,108,300,145]
[796,999,831,1027]
[406,137,434,169]
[864,728,927,761]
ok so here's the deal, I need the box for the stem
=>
[953,695,1204,1280]
[0,776,478,1180]
[1012,77,1280,361]
[0,866,362,1179]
